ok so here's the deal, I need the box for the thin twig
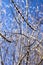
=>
[17,52,27,65]
[38,59,43,65]
[12,32,41,44]
[11,0,35,30]
[0,33,11,43]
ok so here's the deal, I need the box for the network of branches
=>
[0,0,43,65]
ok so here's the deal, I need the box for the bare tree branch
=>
[38,59,43,65]
[17,52,28,65]
[12,32,41,44]
[11,0,35,30]
[0,33,11,43]
[1,61,4,65]
[26,50,29,65]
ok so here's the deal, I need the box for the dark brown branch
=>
[0,33,11,43]
[1,61,4,65]
[11,0,35,30]
[17,52,27,65]
[38,59,43,65]
[26,51,29,65]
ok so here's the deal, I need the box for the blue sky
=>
[1,0,43,33]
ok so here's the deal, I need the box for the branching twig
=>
[12,32,41,44]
